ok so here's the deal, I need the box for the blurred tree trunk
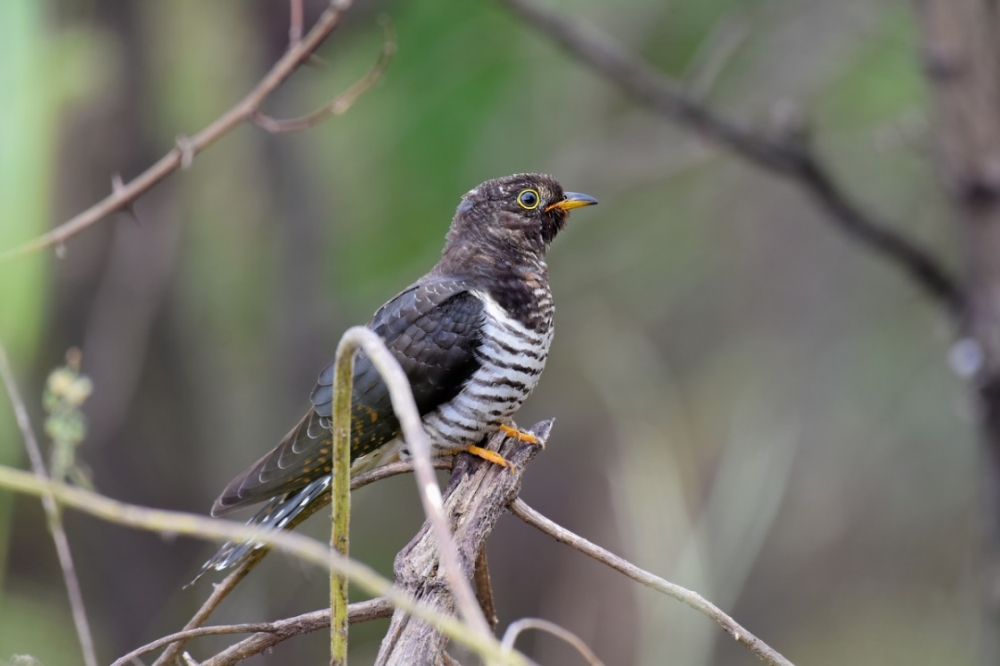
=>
[917,0,1000,662]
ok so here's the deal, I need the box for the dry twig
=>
[474,548,500,632]
[496,0,964,317]
[289,0,305,47]
[113,599,393,666]
[154,550,268,666]
[254,18,396,133]
[501,618,605,666]
[510,499,796,666]
[0,0,362,261]
[0,343,98,666]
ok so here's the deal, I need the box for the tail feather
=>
[190,437,405,586]
[188,476,332,585]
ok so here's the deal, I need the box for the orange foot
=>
[464,445,511,468]
[499,424,542,447]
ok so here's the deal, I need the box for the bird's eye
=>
[516,189,540,210]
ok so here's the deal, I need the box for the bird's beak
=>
[545,191,599,213]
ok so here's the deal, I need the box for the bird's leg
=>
[449,421,543,469]
[499,424,542,447]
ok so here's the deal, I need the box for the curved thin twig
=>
[0,343,98,666]
[254,17,396,133]
[155,550,268,666]
[496,0,964,317]
[510,499,796,666]
[501,618,605,666]
[0,0,358,261]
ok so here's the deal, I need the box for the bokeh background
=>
[0,0,975,664]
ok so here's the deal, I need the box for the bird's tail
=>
[188,475,332,586]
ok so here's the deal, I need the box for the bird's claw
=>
[465,445,511,468]
[499,424,542,448]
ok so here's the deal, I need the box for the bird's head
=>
[443,173,597,266]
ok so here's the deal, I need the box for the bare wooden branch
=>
[114,599,392,666]
[374,421,554,666]
[509,499,796,666]
[0,0,359,261]
[0,342,98,666]
[496,0,964,317]
[199,599,393,666]
[289,0,305,47]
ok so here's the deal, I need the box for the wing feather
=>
[212,279,484,515]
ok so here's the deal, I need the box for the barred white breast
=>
[419,290,554,452]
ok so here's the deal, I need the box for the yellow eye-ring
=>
[517,189,540,210]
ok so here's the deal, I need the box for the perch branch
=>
[0,0,360,261]
[496,0,964,317]
[113,599,392,666]
[374,421,554,666]
[510,499,796,666]
[0,342,98,666]
[0,465,526,665]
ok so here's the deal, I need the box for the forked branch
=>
[0,0,387,261]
